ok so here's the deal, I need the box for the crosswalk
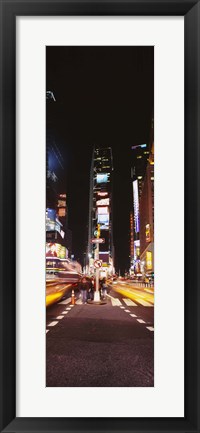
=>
[110,296,153,307]
[58,295,153,308]
[123,298,138,307]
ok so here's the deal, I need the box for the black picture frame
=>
[0,1,199,432]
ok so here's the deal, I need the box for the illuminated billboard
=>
[97,206,109,215]
[58,208,66,217]
[145,224,151,242]
[47,208,56,222]
[146,251,152,270]
[46,209,64,233]
[97,173,108,183]
[46,243,66,259]
[97,214,109,225]
[97,192,108,197]
[58,200,66,207]
[133,180,140,233]
[96,198,110,206]
[134,239,140,259]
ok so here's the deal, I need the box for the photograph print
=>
[46,46,154,387]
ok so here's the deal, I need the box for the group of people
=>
[78,276,108,304]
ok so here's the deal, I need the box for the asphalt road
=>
[46,284,154,387]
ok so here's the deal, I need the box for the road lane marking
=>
[66,307,71,310]
[123,298,138,306]
[111,298,122,306]
[146,326,154,331]
[58,298,71,305]
[137,319,146,324]
[46,330,49,333]
[56,315,64,319]
[136,299,153,307]
[70,305,75,307]
[62,311,68,314]
[120,306,125,309]
[48,321,58,327]
[130,314,137,317]
[124,309,130,313]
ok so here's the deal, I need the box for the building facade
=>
[139,140,154,276]
[130,118,154,277]
[46,91,70,261]
[88,146,114,277]
[130,143,150,273]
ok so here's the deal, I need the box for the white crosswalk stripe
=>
[123,298,138,306]
[136,299,153,307]
[58,298,71,305]
[146,326,154,331]
[110,298,122,306]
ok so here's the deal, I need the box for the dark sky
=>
[46,46,154,274]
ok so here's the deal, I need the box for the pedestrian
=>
[101,277,108,300]
[79,276,89,304]
[88,277,94,300]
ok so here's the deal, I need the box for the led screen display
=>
[96,173,108,183]
[97,214,109,224]
[97,192,108,197]
[133,180,140,233]
[47,208,56,222]
[97,206,109,215]
[96,198,110,206]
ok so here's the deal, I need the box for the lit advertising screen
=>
[145,224,151,242]
[133,180,140,233]
[58,200,66,207]
[134,240,140,259]
[47,208,56,222]
[97,192,108,197]
[58,208,66,217]
[96,198,110,206]
[99,252,109,264]
[97,173,108,183]
[97,214,109,225]
[146,251,152,270]
[46,243,66,259]
[97,206,109,215]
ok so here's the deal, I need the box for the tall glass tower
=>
[88,146,114,276]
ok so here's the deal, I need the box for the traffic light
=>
[94,224,101,238]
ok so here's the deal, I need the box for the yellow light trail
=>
[112,283,154,306]
[46,283,72,307]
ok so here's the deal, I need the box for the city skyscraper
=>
[88,146,114,276]
[130,143,150,267]
[130,118,154,276]
[139,124,154,276]
[46,91,69,260]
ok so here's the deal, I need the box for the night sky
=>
[46,46,154,274]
